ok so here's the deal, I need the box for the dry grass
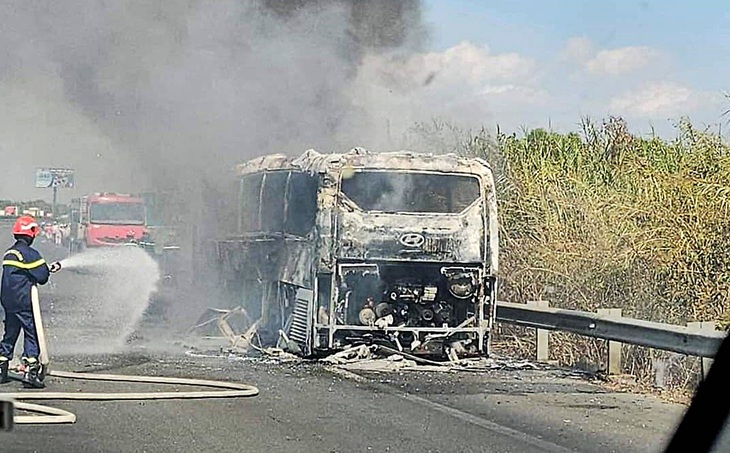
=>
[409,117,730,390]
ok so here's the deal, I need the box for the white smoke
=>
[350,41,545,138]
[0,1,551,202]
[0,0,427,200]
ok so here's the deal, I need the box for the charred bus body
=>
[215,148,499,358]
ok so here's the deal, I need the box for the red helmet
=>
[13,215,40,238]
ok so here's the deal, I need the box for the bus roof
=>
[235,148,494,179]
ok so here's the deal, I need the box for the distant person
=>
[0,216,61,388]
[43,223,53,241]
[61,224,70,247]
[52,222,62,246]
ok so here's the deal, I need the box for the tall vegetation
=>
[408,118,730,383]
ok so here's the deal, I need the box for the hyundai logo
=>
[399,232,425,248]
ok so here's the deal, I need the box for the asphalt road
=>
[1,350,685,453]
[0,231,694,452]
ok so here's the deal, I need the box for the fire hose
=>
[3,286,259,425]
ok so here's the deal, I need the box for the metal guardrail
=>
[496,301,726,358]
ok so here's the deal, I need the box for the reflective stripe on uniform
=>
[2,258,46,269]
[4,249,24,261]
[19,222,38,231]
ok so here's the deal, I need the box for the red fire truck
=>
[68,193,147,251]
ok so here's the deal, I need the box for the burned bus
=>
[215,148,499,358]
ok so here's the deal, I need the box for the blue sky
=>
[417,0,728,135]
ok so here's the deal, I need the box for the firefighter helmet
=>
[13,215,41,238]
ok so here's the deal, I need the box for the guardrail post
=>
[527,300,549,362]
[687,321,716,379]
[597,308,622,375]
[0,397,13,431]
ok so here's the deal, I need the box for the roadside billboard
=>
[36,168,75,189]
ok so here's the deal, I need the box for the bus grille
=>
[288,297,310,345]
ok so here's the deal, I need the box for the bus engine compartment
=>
[327,261,491,356]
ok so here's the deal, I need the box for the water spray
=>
[2,249,259,426]
[50,247,162,353]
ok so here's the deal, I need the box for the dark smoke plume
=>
[0,0,424,199]
[0,0,427,328]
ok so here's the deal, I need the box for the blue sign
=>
[35,169,53,188]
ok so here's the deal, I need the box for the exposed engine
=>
[335,263,480,330]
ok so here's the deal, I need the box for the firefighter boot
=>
[21,357,45,389]
[0,357,8,384]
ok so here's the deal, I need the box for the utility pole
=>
[52,184,58,219]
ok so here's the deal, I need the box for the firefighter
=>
[0,216,61,388]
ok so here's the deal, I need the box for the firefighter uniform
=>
[1,238,50,356]
[0,216,59,388]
